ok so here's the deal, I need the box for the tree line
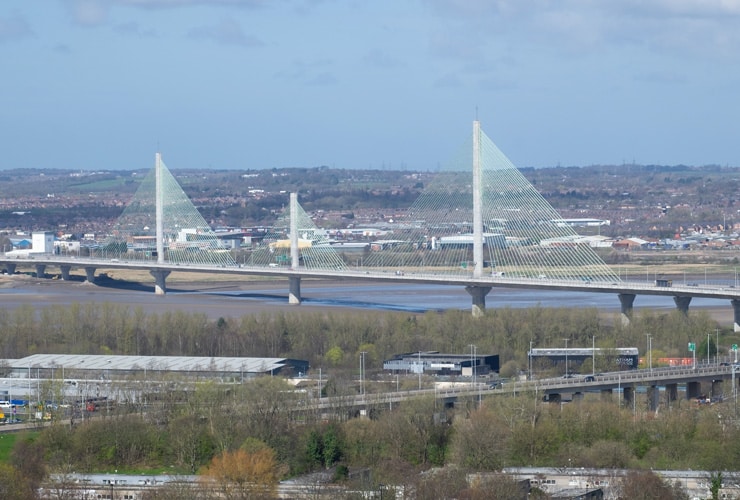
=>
[0,301,731,375]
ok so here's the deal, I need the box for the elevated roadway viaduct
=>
[306,365,740,416]
[4,255,740,329]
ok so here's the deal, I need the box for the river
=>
[0,275,734,325]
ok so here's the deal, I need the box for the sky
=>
[1,0,740,172]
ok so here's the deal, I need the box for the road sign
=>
[733,344,738,351]
[688,342,696,352]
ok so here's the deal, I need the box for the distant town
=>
[1,163,739,264]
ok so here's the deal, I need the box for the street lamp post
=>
[417,351,422,390]
[708,333,711,365]
[592,336,596,376]
[733,365,737,417]
[469,344,478,406]
[563,339,569,376]
[646,334,652,373]
[716,328,720,365]
[529,340,534,380]
[360,352,367,399]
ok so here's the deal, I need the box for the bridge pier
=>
[3,263,16,275]
[673,295,692,315]
[712,380,722,400]
[150,270,171,295]
[648,385,660,412]
[666,383,678,405]
[618,293,635,326]
[465,286,492,318]
[60,265,71,281]
[84,267,97,284]
[686,381,702,400]
[544,393,561,403]
[623,386,634,407]
[35,264,47,278]
[289,276,301,305]
[732,299,740,332]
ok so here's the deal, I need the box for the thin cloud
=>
[362,48,404,69]
[433,73,462,88]
[306,71,337,86]
[53,43,72,53]
[422,0,740,58]
[0,12,34,42]
[116,0,269,9]
[187,18,263,46]
[113,21,157,37]
[65,0,109,26]
[275,58,334,83]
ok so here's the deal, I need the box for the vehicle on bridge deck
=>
[655,279,673,287]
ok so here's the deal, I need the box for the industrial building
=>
[383,351,499,376]
[2,354,309,381]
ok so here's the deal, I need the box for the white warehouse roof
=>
[6,354,293,375]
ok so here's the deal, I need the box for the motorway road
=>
[0,274,734,324]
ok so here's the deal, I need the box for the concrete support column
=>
[289,276,301,305]
[618,293,635,326]
[84,267,97,284]
[4,263,16,275]
[150,270,171,296]
[572,392,583,402]
[648,385,660,411]
[666,383,678,403]
[686,381,702,400]
[34,264,47,278]
[732,299,740,332]
[60,265,71,281]
[711,380,722,400]
[465,286,492,318]
[673,295,692,315]
[545,393,561,403]
[623,386,634,406]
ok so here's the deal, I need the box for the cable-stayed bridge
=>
[3,121,740,329]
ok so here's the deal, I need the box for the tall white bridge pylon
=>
[361,121,620,283]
